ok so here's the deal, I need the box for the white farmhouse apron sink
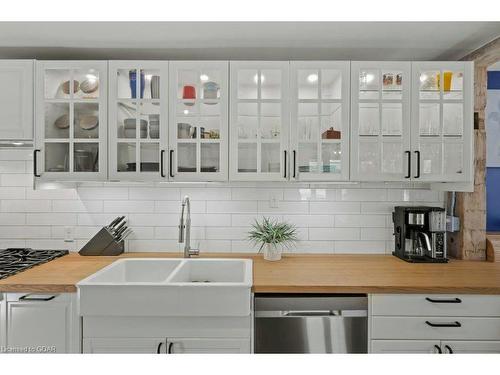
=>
[77,258,253,317]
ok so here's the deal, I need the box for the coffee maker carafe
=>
[392,206,447,263]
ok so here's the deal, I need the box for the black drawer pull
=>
[168,342,174,354]
[405,150,411,179]
[169,150,174,178]
[33,149,41,177]
[426,321,461,328]
[425,297,462,304]
[156,341,163,354]
[434,345,442,354]
[19,294,56,302]
[445,345,453,354]
[160,150,166,178]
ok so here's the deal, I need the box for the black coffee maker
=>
[392,206,447,263]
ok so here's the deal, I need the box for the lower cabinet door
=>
[441,341,500,354]
[6,293,76,353]
[371,340,441,354]
[168,338,251,354]
[83,338,168,354]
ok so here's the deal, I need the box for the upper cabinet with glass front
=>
[351,61,412,181]
[35,61,107,180]
[290,61,350,181]
[230,61,290,181]
[108,61,168,181]
[169,61,228,181]
[412,61,473,182]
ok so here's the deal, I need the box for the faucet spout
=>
[178,196,198,258]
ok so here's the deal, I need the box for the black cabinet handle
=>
[168,342,173,354]
[426,321,461,328]
[283,150,287,179]
[405,151,411,179]
[426,297,462,304]
[156,341,163,354]
[434,345,442,354]
[169,150,174,178]
[444,345,453,354]
[160,150,166,178]
[19,294,56,302]
[33,149,41,177]
[292,150,296,178]
[414,150,421,178]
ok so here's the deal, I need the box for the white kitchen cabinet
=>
[168,338,250,353]
[5,293,79,353]
[169,61,228,181]
[0,60,34,141]
[411,61,474,182]
[370,294,500,354]
[440,340,500,354]
[371,340,441,354]
[290,61,350,181]
[108,61,169,181]
[230,61,290,181]
[0,293,5,348]
[351,61,412,181]
[34,61,108,181]
[83,338,167,354]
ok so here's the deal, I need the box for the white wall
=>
[0,148,445,254]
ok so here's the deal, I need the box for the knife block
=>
[79,227,125,256]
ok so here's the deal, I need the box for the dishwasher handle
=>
[255,309,367,318]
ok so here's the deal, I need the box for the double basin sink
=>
[77,258,253,317]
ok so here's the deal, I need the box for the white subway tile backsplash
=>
[129,187,181,201]
[335,214,386,228]
[0,187,26,199]
[0,156,446,253]
[103,200,155,213]
[1,174,32,187]
[207,200,257,213]
[77,187,129,200]
[258,200,308,214]
[52,200,103,213]
[1,199,51,212]
[27,213,77,226]
[310,201,360,214]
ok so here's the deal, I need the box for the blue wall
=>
[486,71,500,231]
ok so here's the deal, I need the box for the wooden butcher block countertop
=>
[1,252,500,294]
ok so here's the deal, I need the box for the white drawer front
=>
[372,316,500,340]
[371,294,500,317]
[371,340,440,354]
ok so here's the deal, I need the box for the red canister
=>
[182,85,196,100]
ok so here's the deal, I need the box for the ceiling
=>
[0,22,499,61]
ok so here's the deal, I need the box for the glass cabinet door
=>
[35,61,107,180]
[290,61,350,181]
[230,61,289,181]
[168,61,228,181]
[351,61,411,181]
[411,62,473,182]
[108,61,168,180]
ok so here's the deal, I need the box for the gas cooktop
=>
[0,248,68,280]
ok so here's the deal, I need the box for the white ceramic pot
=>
[263,243,282,262]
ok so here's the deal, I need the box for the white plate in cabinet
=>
[371,340,441,354]
[34,61,108,181]
[0,60,34,140]
[290,61,350,181]
[371,316,500,340]
[83,338,167,354]
[108,61,169,181]
[229,61,290,181]
[371,294,500,317]
[168,61,229,181]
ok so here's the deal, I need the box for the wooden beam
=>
[449,37,500,260]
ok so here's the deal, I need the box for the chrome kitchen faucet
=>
[178,196,199,258]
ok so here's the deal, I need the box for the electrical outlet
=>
[269,193,280,208]
[64,226,74,243]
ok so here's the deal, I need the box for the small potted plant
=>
[248,217,298,261]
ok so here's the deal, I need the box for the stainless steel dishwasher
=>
[254,294,368,353]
